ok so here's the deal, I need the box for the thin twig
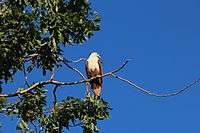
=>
[53,85,59,107]
[67,58,86,63]
[31,121,38,133]
[23,64,30,87]
[69,122,83,127]
[50,68,55,80]
[23,53,39,61]
[60,56,89,95]
[24,53,86,63]
[60,56,86,79]
[86,82,90,96]
[112,74,200,97]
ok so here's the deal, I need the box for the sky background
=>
[1,0,200,132]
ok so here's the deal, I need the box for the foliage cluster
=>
[0,0,100,82]
[0,0,110,133]
[1,93,111,133]
[45,96,111,133]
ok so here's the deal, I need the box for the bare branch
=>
[23,53,39,61]
[50,68,55,80]
[59,56,90,95]
[66,58,86,63]
[30,121,38,133]
[59,56,86,80]
[53,85,59,107]
[23,64,30,87]
[24,53,86,64]
[112,74,200,97]
[0,60,129,98]
[69,122,83,127]
[1,59,199,98]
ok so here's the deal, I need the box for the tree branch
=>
[53,85,59,107]
[59,56,86,80]
[66,58,86,63]
[0,60,129,98]
[23,64,30,87]
[112,74,200,97]
[50,68,55,80]
[1,59,199,98]
[24,53,86,64]
[59,56,90,95]
[23,53,39,61]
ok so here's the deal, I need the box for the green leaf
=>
[16,120,28,131]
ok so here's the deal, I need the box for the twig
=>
[23,53,39,61]
[50,68,55,80]
[31,121,38,133]
[0,108,9,113]
[67,58,86,63]
[86,82,90,96]
[112,74,200,97]
[0,60,129,97]
[24,53,86,63]
[69,122,83,127]
[0,0,7,5]
[60,56,86,79]
[53,85,59,107]
[60,56,89,95]
[23,64,30,87]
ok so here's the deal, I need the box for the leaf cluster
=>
[0,97,6,111]
[0,0,100,82]
[0,1,111,133]
[1,94,111,133]
[16,89,47,123]
[44,96,111,133]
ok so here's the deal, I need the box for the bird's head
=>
[89,52,103,63]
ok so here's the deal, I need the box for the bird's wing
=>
[85,59,102,85]
[85,60,91,79]
[98,59,103,84]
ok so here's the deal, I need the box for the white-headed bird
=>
[85,52,103,98]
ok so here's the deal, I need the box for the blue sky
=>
[2,0,200,132]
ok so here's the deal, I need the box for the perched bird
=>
[85,52,103,98]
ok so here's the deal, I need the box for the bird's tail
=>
[92,83,102,98]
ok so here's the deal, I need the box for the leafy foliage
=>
[0,0,110,132]
[16,89,47,123]
[44,96,111,133]
[0,97,6,111]
[0,0,100,82]
[1,95,111,132]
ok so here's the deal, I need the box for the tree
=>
[0,0,110,132]
[1,0,200,133]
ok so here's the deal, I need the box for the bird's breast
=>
[87,59,100,71]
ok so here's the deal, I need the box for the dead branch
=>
[53,85,59,107]
[112,74,200,97]
[59,56,86,80]
[23,53,39,61]
[1,59,199,98]
[24,53,86,64]
[59,56,89,94]
[0,60,129,98]
[50,68,55,80]
[23,64,30,87]
[66,57,86,63]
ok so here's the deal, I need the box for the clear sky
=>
[1,0,200,132]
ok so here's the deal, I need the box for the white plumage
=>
[85,52,103,97]
[87,53,100,71]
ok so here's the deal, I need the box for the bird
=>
[85,52,103,98]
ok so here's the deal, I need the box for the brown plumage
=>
[85,52,103,97]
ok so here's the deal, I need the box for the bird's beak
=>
[98,55,103,64]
